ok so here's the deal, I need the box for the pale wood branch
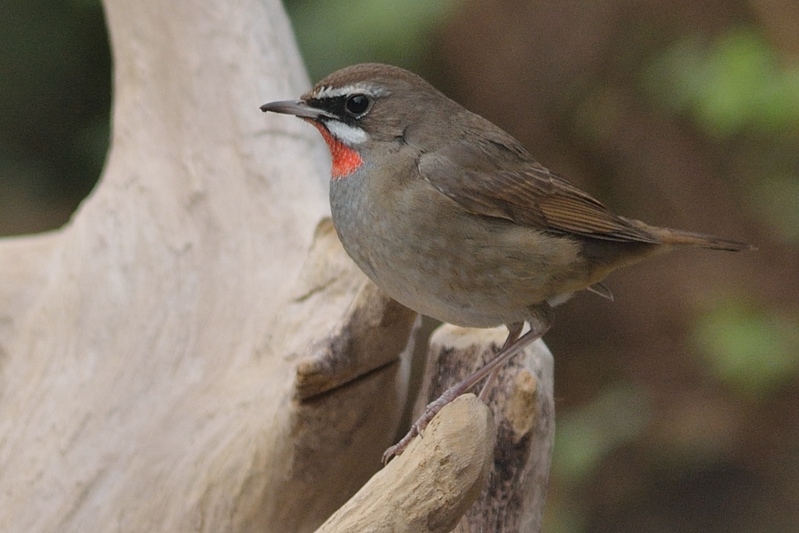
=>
[316,395,496,533]
[0,1,554,531]
[0,1,416,531]
[420,326,555,532]
[315,326,555,533]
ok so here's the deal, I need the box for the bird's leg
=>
[478,323,524,401]
[383,313,551,464]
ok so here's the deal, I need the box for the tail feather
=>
[654,228,754,251]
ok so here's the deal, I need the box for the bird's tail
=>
[651,227,754,251]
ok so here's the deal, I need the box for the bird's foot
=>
[382,317,551,465]
[382,390,460,464]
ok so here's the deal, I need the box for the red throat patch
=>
[307,120,363,179]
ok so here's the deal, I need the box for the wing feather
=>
[417,129,659,244]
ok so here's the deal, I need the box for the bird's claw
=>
[381,397,448,464]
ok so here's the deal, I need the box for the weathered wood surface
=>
[0,1,554,531]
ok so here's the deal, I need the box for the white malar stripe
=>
[325,120,369,145]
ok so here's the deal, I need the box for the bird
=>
[260,63,752,463]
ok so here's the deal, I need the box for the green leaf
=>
[643,28,799,136]
[694,301,799,398]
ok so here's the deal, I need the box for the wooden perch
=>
[0,0,555,531]
[419,326,555,532]
[316,394,496,533]
[314,326,555,533]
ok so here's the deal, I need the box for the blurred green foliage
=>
[644,28,799,136]
[694,299,799,399]
[749,169,799,243]
[645,27,799,244]
[547,385,651,533]
[283,0,457,81]
[0,0,109,235]
[553,384,652,487]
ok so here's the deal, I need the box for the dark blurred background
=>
[2,0,797,531]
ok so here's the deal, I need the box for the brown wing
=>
[417,128,660,243]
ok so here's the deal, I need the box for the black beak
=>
[259,99,335,120]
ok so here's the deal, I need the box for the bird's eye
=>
[344,94,371,117]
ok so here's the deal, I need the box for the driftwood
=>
[420,327,555,532]
[316,394,497,533]
[0,1,555,531]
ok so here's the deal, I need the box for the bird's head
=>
[261,63,457,178]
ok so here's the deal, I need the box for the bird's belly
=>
[331,178,585,327]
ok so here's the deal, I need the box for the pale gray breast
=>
[330,172,585,327]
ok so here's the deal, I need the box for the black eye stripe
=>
[307,94,372,121]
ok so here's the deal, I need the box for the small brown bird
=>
[261,63,751,462]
